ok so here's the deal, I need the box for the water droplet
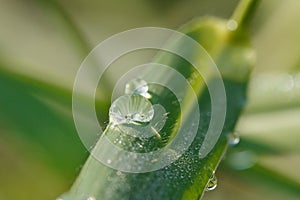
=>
[228,132,240,146]
[226,19,238,31]
[86,197,96,200]
[109,98,168,140]
[125,78,151,98]
[109,94,154,125]
[107,159,112,164]
[206,173,217,191]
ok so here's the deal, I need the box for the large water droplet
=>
[206,173,218,191]
[228,132,240,146]
[111,104,167,139]
[125,78,151,98]
[109,94,154,125]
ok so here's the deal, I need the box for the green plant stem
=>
[231,0,261,29]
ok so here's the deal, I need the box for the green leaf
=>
[0,65,87,176]
[62,0,259,199]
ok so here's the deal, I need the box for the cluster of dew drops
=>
[57,19,246,200]
[57,78,241,199]
[109,78,241,192]
[205,132,240,192]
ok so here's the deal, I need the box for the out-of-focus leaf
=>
[225,164,300,197]
[0,66,87,176]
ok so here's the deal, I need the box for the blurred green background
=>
[0,0,300,199]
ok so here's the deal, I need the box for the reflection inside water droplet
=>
[206,173,218,191]
[125,78,151,98]
[109,94,154,125]
[113,104,167,139]
[228,132,240,146]
[109,94,169,139]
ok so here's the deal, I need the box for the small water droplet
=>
[107,159,112,164]
[86,197,96,200]
[109,94,154,125]
[226,19,238,31]
[125,78,151,98]
[206,173,217,191]
[228,132,240,146]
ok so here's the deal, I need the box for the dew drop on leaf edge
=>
[228,132,240,146]
[206,173,218,191]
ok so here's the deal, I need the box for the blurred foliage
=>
[0,0,300,200]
